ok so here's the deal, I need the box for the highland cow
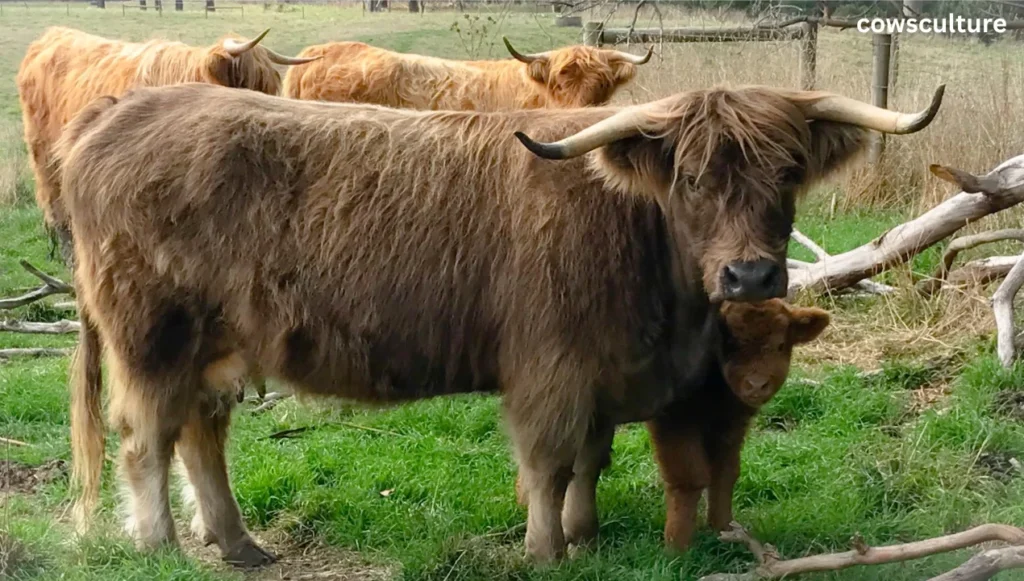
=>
[16,26,316,262]
[57,81,941,566]
[282,37,651,110]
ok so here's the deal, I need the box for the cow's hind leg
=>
[176,389,275,568]
[561,424,613,546]
[108,359,184,550]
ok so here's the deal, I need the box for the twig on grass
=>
[0,437,30,447]
[699,522,1024,581]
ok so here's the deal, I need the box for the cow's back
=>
[63,83,684,407]
[282,41,540,110]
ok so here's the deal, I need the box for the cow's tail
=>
[70,308,105,534]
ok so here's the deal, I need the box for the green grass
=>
[3,4,1024,581]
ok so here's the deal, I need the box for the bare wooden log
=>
[788,155,1024,295]
[944,256,1019,287]
[600,26,803,44]
[919,229,1024,294]
[929,545,1024,581]
[699,522,1024,581]
[0,319,81,334]
[0,348,72,360]
[992,250,1024,367]
[789,231,894,295]
[0,261,74,310]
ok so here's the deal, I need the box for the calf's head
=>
[503,37,652,107]
[717,299,829,407]
[206,29,318,95]
[515,85,944,302]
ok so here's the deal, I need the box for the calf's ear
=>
[787,306,830,345]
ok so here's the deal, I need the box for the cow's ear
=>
[525,60,550,85]
[786,306,830,345]
[804,121,870,185]
[205,53,233,86]
[611,60,637,84]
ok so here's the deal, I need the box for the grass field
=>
[4,4,1024,580]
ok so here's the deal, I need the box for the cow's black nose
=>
[720,259,785,301]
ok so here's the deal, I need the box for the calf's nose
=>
[720,259,785,301]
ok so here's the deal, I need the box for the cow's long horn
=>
[222,28,270,57]
[798,84,945,134]
[613,46,654,65]
[263,47,320,66]
[503,37,550,63]
[514,108,649,160]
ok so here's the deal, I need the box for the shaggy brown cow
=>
[16,26,315,262]
[513,299,830,550]
[281,37,651,110]
[648,299,829,551]
[57,82,941,566]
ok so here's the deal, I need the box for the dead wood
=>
[918,230,1024,295]
[787,155,1024,296]
[0,261,73,310]
[0,348,72,360]
[0,319,80,334]
[699,522,1024,581]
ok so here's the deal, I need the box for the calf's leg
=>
[176,389,275,567]
[647,417,710,552]
[561,424,613,546]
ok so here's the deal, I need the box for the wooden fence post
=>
[889,31,900,100]
[583,21,602,47]
[155,0,161,12]
[799,20,817,90]
[870,32,892,164]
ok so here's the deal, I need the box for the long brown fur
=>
[60,82,873,564]
[513,299,830,551]
[16,27,292,240]
[282,41,641,110]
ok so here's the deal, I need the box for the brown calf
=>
[515,299,829,549]
[648,299,830,551]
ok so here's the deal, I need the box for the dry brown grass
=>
[0,121,29,207]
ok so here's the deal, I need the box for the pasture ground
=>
[3,4,1024,580]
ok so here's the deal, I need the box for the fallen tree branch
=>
[0,437,30,447]
[929,545,1024,581]
[993,249,1024,367]
[699,522,1024,581]
[787,155,1024,296]
[0,348,72,360]
[944,256,1019,287]
[0,261,74,310]
[918,229,1024,295]
[789,231,894,295]
[0,319,80,334]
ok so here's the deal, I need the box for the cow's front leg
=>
[647,415,710,552]
[561,423,613,546]
[176,390,275,568]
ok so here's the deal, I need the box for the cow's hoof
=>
[563,516,598,546]
[190,513,218,546]
[222,537,277,568]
